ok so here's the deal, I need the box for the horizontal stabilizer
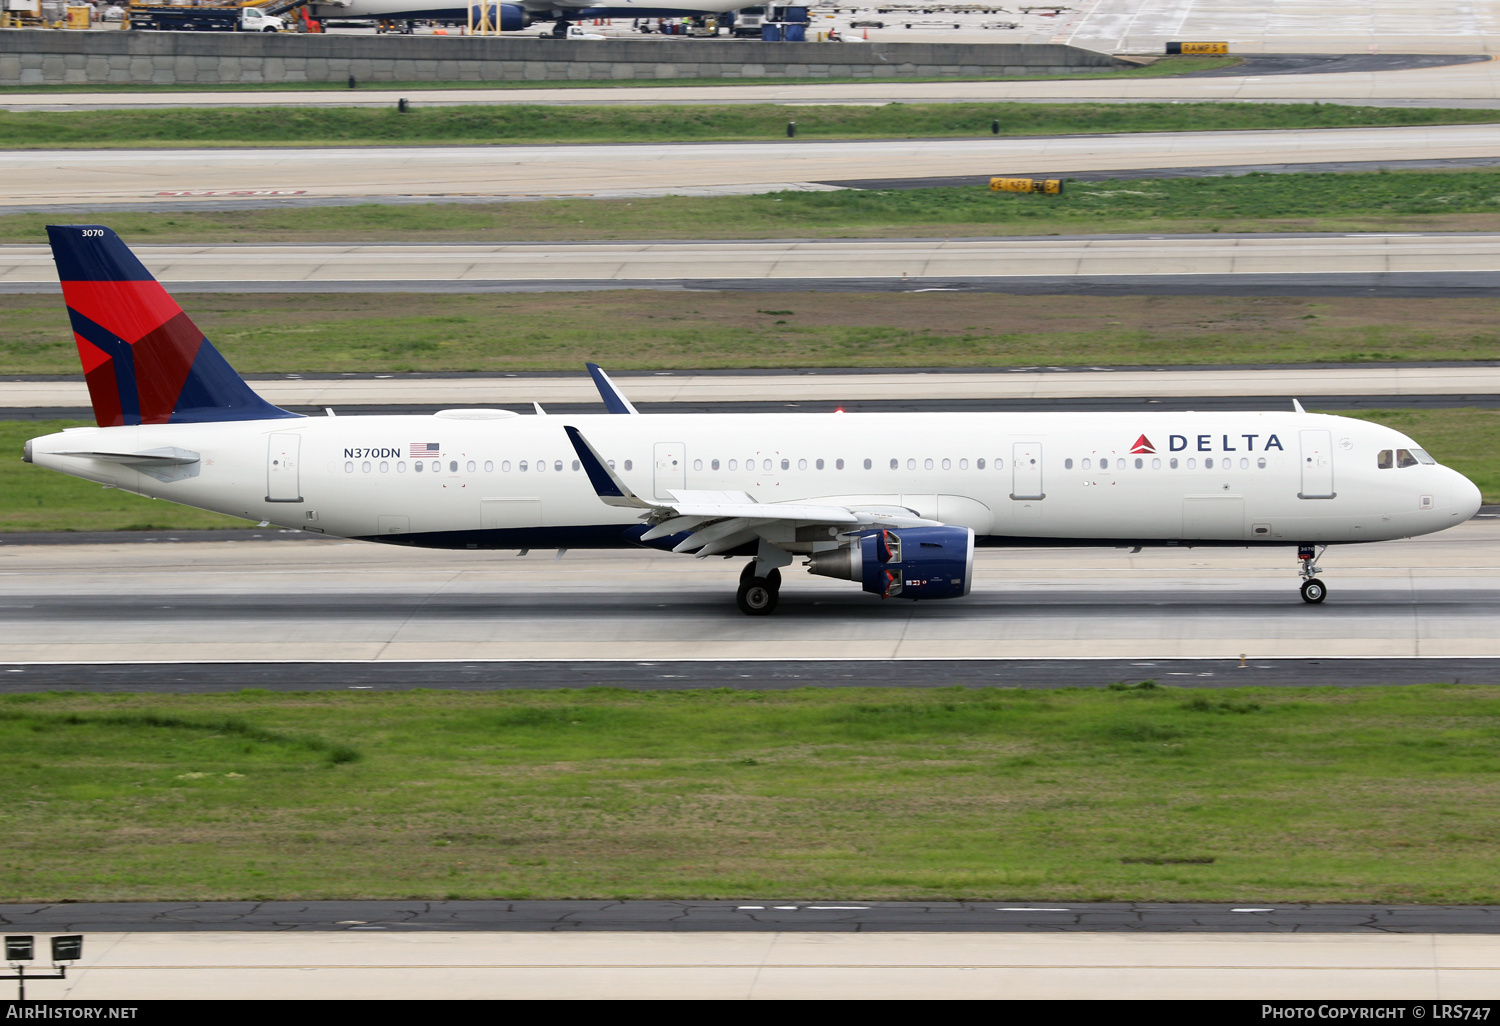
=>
[54,446,199,465]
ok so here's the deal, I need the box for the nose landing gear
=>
[1298,543,1327,604]
[737,562,781,616]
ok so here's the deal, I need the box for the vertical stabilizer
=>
[46,225,297,427]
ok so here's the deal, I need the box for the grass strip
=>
[0,709,359,765]
[3,684,1499,902]
[8,169,1500,244]
[4,290,1500,376]
[7,407,1498,533]
[0,100,1491,148]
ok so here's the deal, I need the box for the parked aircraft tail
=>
[46,224,297,427]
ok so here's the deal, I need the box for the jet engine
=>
[470,3,529,29]
[807,526,974,600]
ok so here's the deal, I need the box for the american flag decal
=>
[410,442,441,458]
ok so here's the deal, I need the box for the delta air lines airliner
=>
[23,226,1483,615]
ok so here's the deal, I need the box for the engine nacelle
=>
[470,3,528,30]
[807,526,974,601]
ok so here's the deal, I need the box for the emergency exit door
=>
[1299,429,1336,499]
[654,442,686,501]
[1011,442,1044,500]
[266,433,301,503]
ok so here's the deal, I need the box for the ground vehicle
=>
[539,22,605,37]
[128,2,285,31]
[732,3,765,35]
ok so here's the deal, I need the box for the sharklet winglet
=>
[563,425,655,509]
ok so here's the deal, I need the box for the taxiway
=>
[1,123,1496,205]
[0,523,1495,664]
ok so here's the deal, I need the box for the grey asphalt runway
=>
[1,523,1495,662]
[12,394,1498,422]
[5,900,1499,933]
[0,124,1495,206]
[9,364,1496,411]
[3,657,1494,692]
[13,272,1500,297]
[11,234,1500,284]
[7,237,1500,299]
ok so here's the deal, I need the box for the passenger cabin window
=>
[890,459,898,470]
[864,459,872,470]
[836,459,845,470]
[1065,458,1073,470]
[977,458,985,470]
[1377,450,1393,469]
[712,459,721,470]
[728,459,737,471]
[1397,449,1419,469]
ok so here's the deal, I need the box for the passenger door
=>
[266,433,301,503]
[1299,429,1336,499]
[1011,442,1044,500]
[654,442,686,501]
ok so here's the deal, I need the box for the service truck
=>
[128,2,285,31]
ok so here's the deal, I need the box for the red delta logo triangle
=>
[1130,434,1156,454]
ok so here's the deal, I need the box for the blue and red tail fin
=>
[46,224,298,427]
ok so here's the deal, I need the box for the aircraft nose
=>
[1451,468,1482,521]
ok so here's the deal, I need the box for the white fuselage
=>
[25,409,1482,552]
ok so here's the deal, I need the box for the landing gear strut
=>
[737,562,781,616]
[1298,543,1327,604]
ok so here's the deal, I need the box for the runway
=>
[0,522,1495,664]
[7,364,1498,411]
[9,899,1500,933]
[2,124,1496,205]
[9,234,1500,287]
[6,657,1496,691]
[12,55,1500,111]
[9,928,1499,999]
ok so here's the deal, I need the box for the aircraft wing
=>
[564,425,938,556]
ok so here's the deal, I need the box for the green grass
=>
[0,100,1490,148]
[8,407,1498,534]
[4,685,1500,902]
[10,169,1500,245]
[7,290,1500,377]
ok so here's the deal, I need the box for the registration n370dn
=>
[23,226,1483,614]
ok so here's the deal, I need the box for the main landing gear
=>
[737,562,781,616]
[1298,543,1328,604]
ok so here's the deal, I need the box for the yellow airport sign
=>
[1166,41,1229,54]
[990,177,1063,195]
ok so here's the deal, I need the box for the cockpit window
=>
[1377,450,1393,469]
[1410,447,1437,465]
[1397,449,1419,469]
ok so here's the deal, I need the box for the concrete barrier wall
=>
[0,30,1128,85]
